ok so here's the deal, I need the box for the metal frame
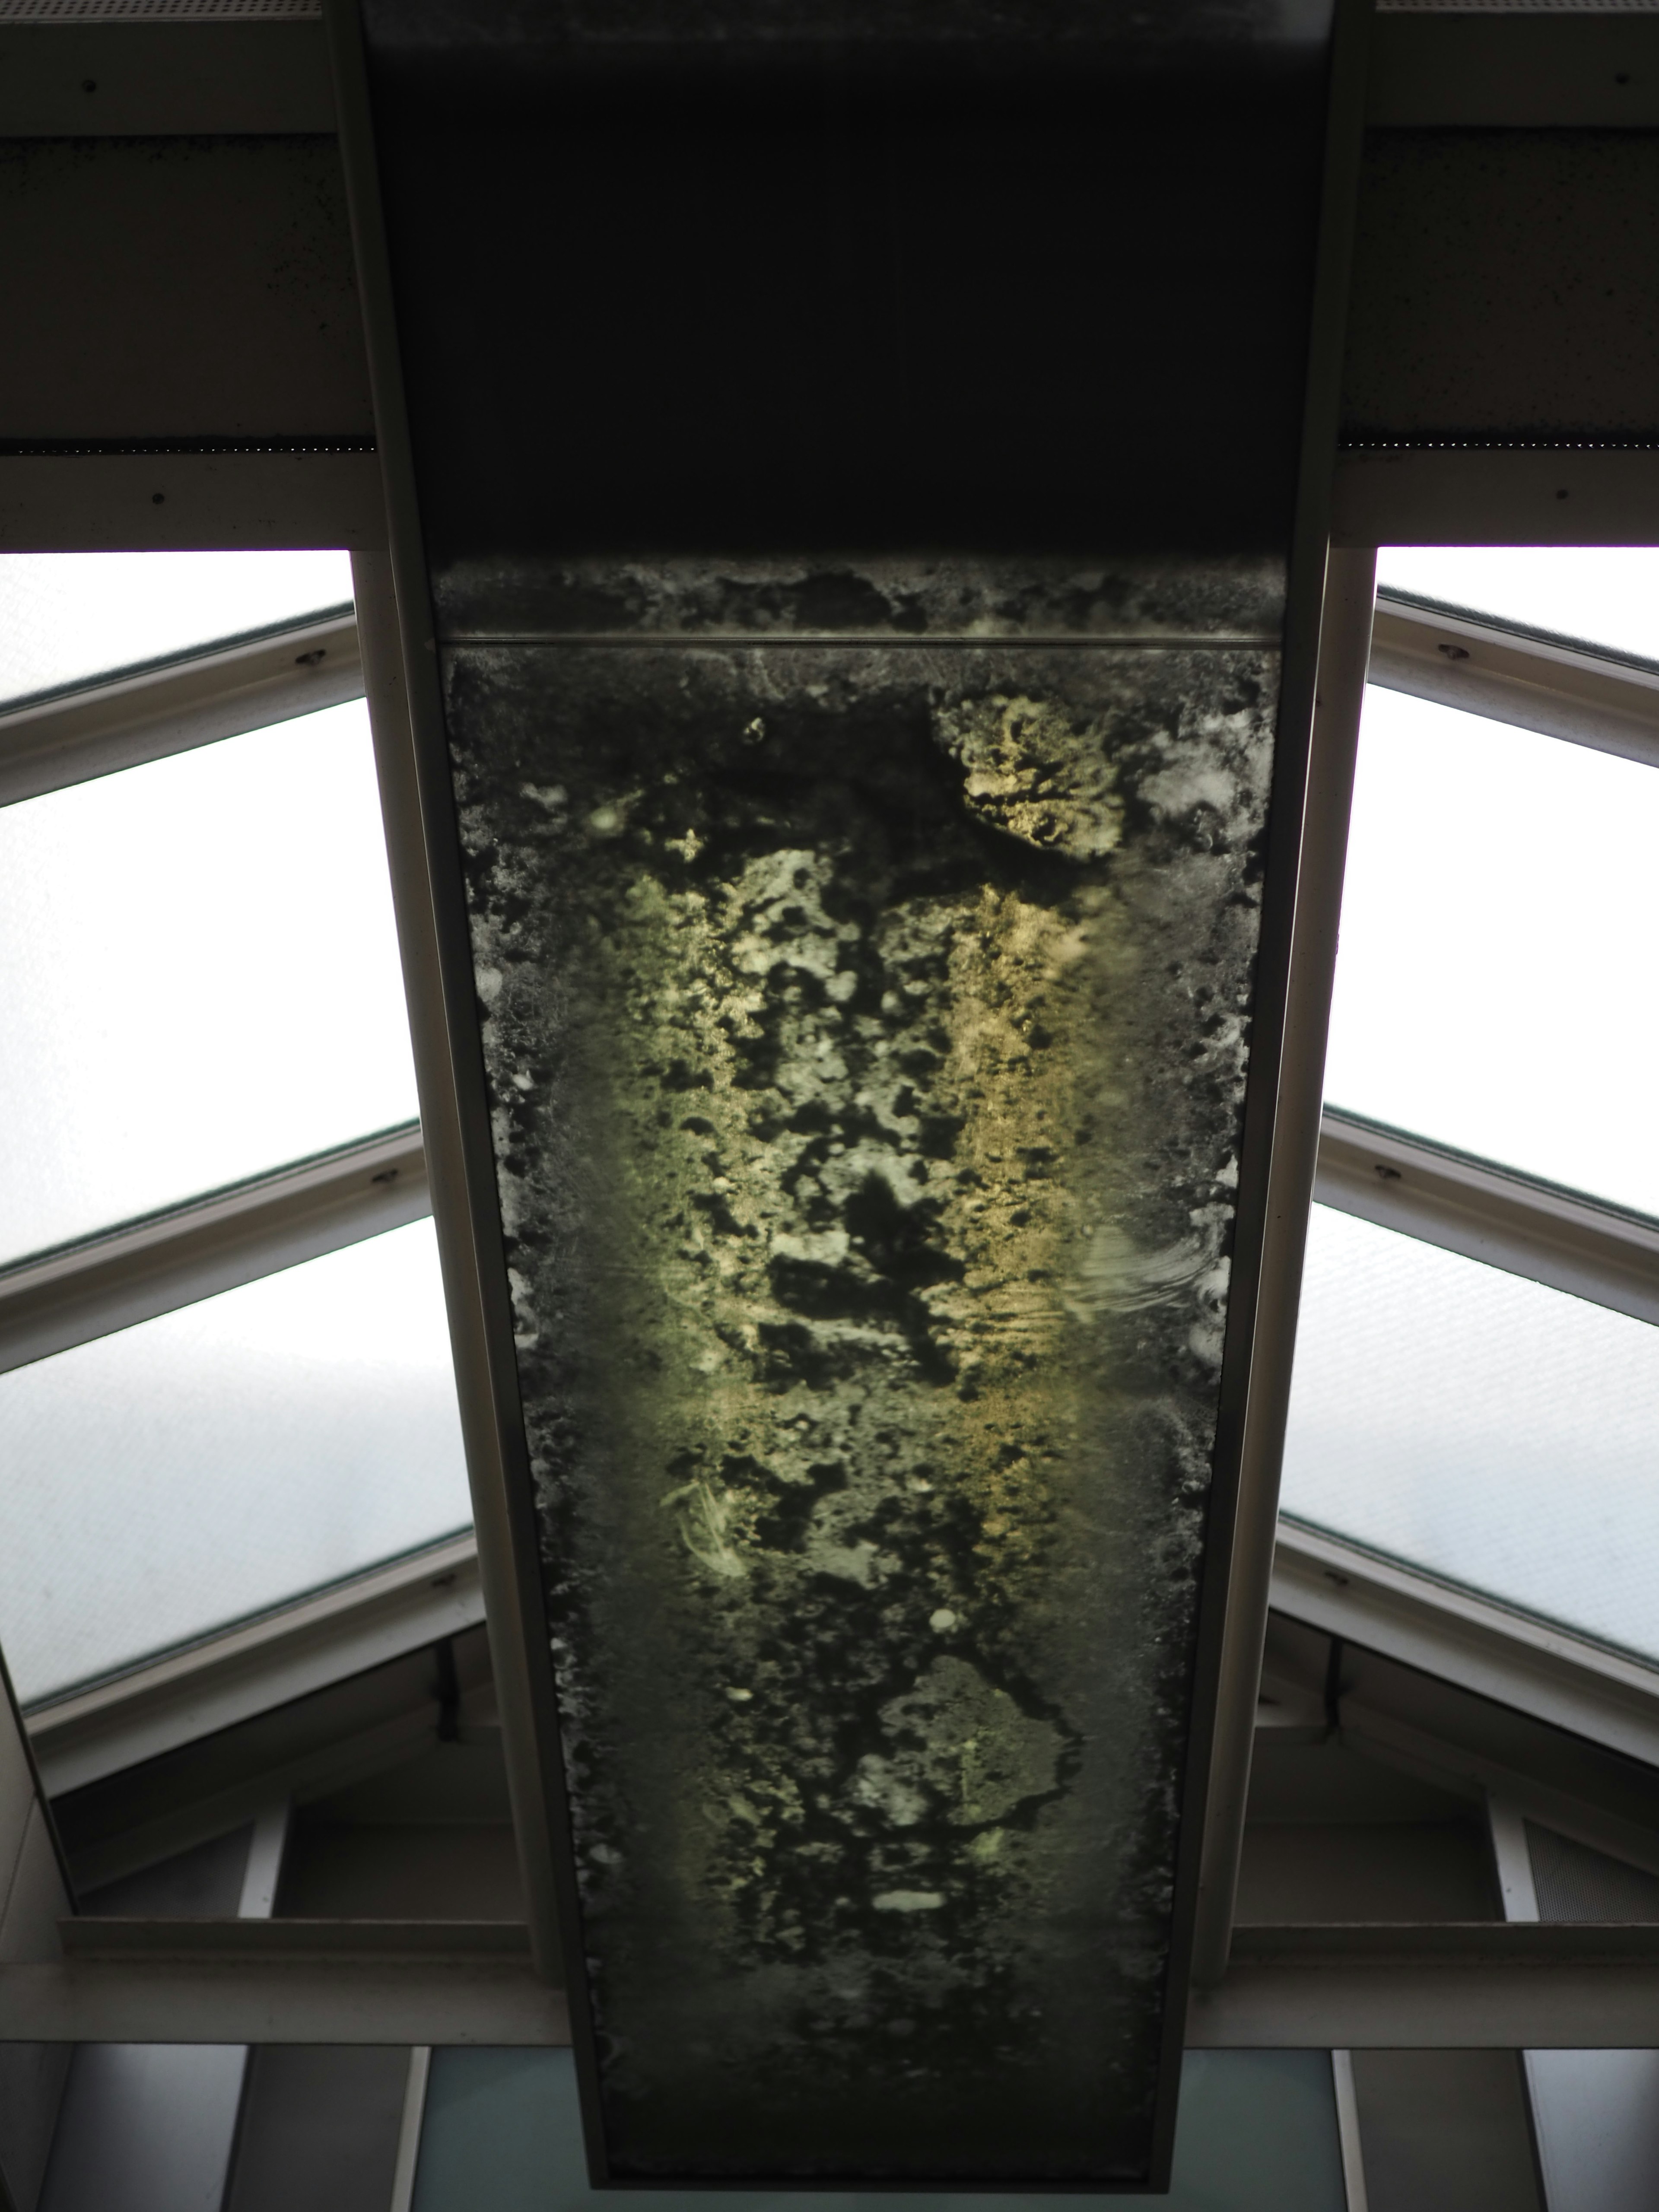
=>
[389,2045,432,2212]
[1330,2050,1369,2212]
[1368,588,1659,770]
[0,606,360,809]
[1189,541,1379,1989]
[1189,1925,1659,2050]
[29,1530,482,1800]
[1178,0,1376,2020]
[328,0,572,1993]
[0,1122,427,1377]
[1273,1519,1659,1780]
[1315,1107,1659,1328]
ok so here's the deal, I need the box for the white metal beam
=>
[1191,547,1377,1985]
[1273,1519,1659,1777]
[0,1122,427,1380]
[1316,1107,1659,1328]
[28,1532,481,1802]
[0,607,362,809]
[1367,588,1659,769]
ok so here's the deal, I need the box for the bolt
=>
[294,648,326,666]
[1436,641,1469,661]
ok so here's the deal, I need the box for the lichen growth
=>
[448,623,1277,2181]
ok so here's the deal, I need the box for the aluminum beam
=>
[1315,1107,1659,1330]
[1273,1520,1659,1778]
[16,1920,1659,2053]
[1190,547,1377,1986]
[2,1923,567,2047]
[0,1123,427,1379]
[0,607,361,810]
[29,1532,481,1800]
[1189,1925,1659,2051]
[1368,589,1659,771]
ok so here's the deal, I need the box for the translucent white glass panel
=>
[0,551,353,705]
[1323,684,1659,1215]
[0,701,418,1262]
[1378,546,1659,662]
[0,1220,471,1705]
[1281,1205,1659,1664]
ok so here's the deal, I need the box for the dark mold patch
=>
[447,589,1277,2182]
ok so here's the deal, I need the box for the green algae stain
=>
[451,626,1278,2172]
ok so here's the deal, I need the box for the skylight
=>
[0,1219,469,1705]
[0,552,472,1708]
[1283,546,1659,1664]
[0,550,353,706]
[0,699,419,1263]
[1321,683,1659,1217]
[1282,1205,1659,1665]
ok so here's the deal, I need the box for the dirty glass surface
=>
[0,550,353,706]
[1322,682,1659,1216]
[1377,546,1659,661]
[0,1219,470,1706]
[1281,1205,1659,1665]
[0,699,420,1264]
[448,556,1283,2180]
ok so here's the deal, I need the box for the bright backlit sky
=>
[0,550,353,706]
[1377,545,1659,661]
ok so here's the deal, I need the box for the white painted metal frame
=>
[1274,1519,1659,1783]
[1191,546,1378,1985]
[1369,588,1659,770]
[0,1121,428,1378]
[0,605,360,809]
[1316,1107,1659,1328]
[28,1529,483,1800]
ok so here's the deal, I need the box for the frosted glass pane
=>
[1377,547,1659,662]
[0,701,419,1262]
[1281,1206,1659,1663]
[0,1220,471,1705]
[0,551,353,705]
[1323,684,1659,1214]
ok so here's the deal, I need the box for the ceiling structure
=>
[5,4,1659,2211]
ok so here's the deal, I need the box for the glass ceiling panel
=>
[0,551,354,706]
[1377,546,1659,661]
[0,700,420,1263]
[1281,1205,1659,1666]
[1322,682,1659,1216]
[0,1218,471,1707]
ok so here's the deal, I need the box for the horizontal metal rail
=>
[11,1914,1659,2048]
[1274,1518,1659,1779]
[59,1917,529,1961]
[0,1942,568,2047]
[1369,588,1659,769]
[1189,1923,1659,2049]
[29,1529,481,1799]
[1315,1106,1659,1328]
[0,1122,429,1377]
[0,606,362,807]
